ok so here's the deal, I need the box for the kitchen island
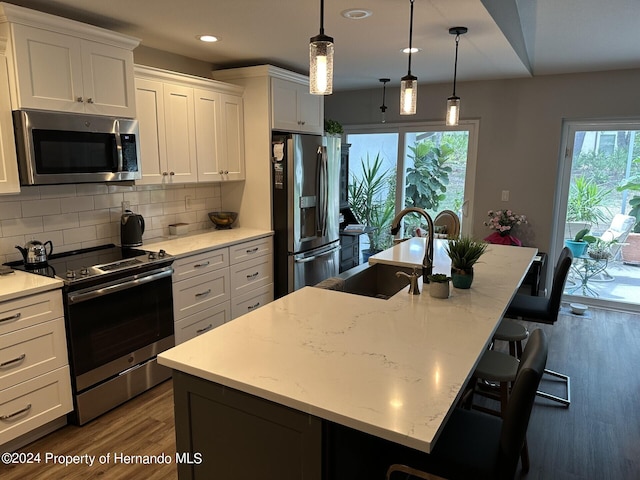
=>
[158,239,536,479]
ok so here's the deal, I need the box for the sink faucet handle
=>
[396,268,421,295]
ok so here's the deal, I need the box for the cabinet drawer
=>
[0,290,63,336]
[173,269,230,321]
[173,248,229,282]
[230,254,273,296]
[0,366,72,445]
[231,284,273,320]
[0,317,67,387]
[229,237,273,264]
[175,301,230,345]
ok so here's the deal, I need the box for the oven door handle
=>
[67,268,173,304]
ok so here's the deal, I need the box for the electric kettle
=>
[120,210,145,247]
[16,239,53,266]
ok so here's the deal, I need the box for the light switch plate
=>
[501,190,509,201]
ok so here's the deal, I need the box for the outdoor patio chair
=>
[590,214,635,281]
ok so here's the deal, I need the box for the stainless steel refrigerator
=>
[272,132,340,298]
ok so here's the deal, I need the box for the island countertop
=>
[158,239,536,453]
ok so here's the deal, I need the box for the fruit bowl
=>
[208,211,238,229]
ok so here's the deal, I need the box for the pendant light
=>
[379,78,390,123]
[446,26,467,126]
[309,0,334,95]
[400,0,417,115]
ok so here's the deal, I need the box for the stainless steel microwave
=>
[13,110,141,185]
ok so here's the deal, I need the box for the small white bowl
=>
[570,303,588,315]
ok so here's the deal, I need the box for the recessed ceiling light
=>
[402,47,422,54]
[197,35,219,43]
[341,9,372,20]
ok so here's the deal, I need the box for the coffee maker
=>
[120,210,145,247]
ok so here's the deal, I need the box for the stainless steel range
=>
[8,244,175,425]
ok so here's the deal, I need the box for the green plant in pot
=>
[427,273,451,298]
[564,228,591,258]
[445,236,488,289]
[617,161,640,263]
[584,236,617,260]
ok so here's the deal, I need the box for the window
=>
[345,121,478,252]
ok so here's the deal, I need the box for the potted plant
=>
[445,236,488,289]
[564,228,591,258]
[324,118,344,136]
[427,273,451,298]
[585,236,617,260]
[567,175,612,227]
[348,153,394,258]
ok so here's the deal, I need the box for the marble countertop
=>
[0,269,63,302]
[158,239,536,453]
[144,227,273,258]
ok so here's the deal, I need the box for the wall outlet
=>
[122,200,130,212]
[501,190,510,202]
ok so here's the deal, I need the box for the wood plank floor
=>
[2,305,639,479]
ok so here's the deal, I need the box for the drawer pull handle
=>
[248,302,260,310]
[246,272,259,280]
[194,261,210,268]
[0,312,21,324]
[196,324,214,334]
[195,289,212,298]
[1,403,32,421]
[246,247,259,254]
[1,353,26,368]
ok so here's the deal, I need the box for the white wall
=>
[325,68,640,254]
[0,182,222,264]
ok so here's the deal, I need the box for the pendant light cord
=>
[319,0,325,35]
[452,33,460,96]
[407,0,415,74]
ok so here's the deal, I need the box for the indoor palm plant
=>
[445,236,488,289]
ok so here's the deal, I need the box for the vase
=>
[484,231,522,246]
[429,281,450,299]
[451,268,474,289]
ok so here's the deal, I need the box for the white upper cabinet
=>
[0,55,19,194]
[272,77,323,134]
[0,4,139,117]
[135,66,245,185]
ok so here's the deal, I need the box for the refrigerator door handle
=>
[295,245,341,264]
[315,146,329,237]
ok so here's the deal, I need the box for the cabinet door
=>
[80,40,136,117]
[163,84,198,183]
[11,24,84,113]
[218,92,245,180]
[0,55,19,194]
[135,78,168,185]
[271,77,300,132]
[297,86,323,134]
[194,88,222,182]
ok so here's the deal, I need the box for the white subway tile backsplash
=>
[43,213,79,231]
[40,184,77,199]
[63,225,97,244]
[0,183,223,264]
[77,184,109,196]
[21,199,62,218]
[61,196,95,213]
[1,217,44,237]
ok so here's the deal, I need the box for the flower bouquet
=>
[483,209,527,246]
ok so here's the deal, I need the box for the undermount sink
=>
[337,262,416,299]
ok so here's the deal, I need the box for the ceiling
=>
[6,0,640,91]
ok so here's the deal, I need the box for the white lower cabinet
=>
[171,235,274,343]
[174,301,230,345]
[0,289,72,448]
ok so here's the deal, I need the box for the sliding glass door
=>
[554,120,640,310]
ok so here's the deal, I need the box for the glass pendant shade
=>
[446,96,460,126]
[309,34,334,95]
[400,74,417,115]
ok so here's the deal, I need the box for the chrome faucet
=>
[390,207,435,282]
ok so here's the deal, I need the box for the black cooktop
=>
[6,244,172,287]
